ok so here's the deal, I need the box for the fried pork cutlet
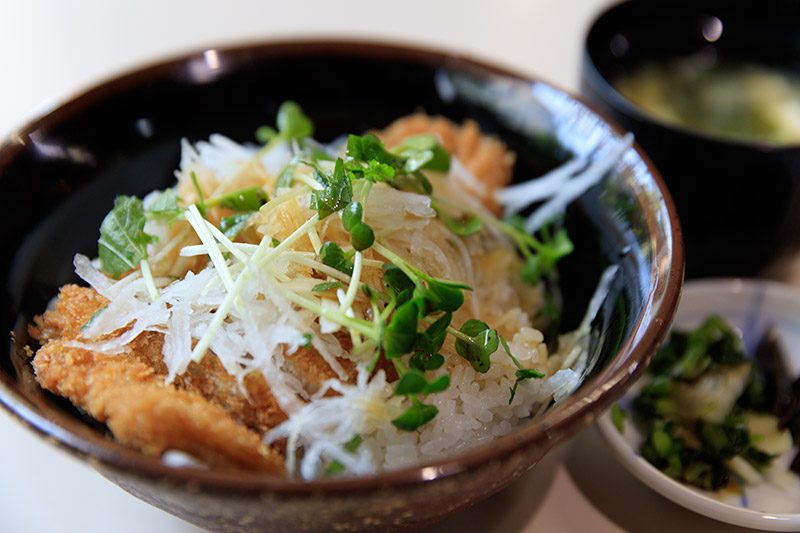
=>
[29,115,515,472]
[31,285,285,473]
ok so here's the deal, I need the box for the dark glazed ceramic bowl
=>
[583,0,800,279]
[0,41,682,532]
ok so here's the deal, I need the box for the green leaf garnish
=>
[424,374,450,393]
[301,333,313,348]
[276,101,314,141]
[443,213,483,237]
[311,158,353,219]
[520,226,574,285]
[207,186,268,212]
[409,352,445,371]
[323,434,363,477]
[255,126,278,144]
[341,201,363,231]
[145,189,181,221]
[274,164,295,191]
[343,434,363,453]
[382,264,415,296]
[383,300,419,359]
[219,213,253,240]
[395,370,427,395]
[415,313,451,355]
[393,134,450,172]
[349,222,374,251]
[383,299,419,358]
[422,279,466,313]
[98,196,156,278]
[319,242,354,276]
[190,171,207,217]
[455,319,498,373]
[508,368,545,404]
[391,399,438,431]
[323,460,345,477]
[312,281,343,292]
[346,134,399,167]
[256,101,313,148]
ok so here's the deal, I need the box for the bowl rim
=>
[0,38,684,496]
[583,0,800,152]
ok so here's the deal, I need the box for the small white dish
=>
[597,278,800,531]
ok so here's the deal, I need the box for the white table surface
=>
[0,1,774,532]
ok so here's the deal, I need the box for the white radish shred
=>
[522,134,632,233]
[184,205,235,294]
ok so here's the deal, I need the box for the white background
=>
[0,1,770,532]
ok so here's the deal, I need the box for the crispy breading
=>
[29,115,516,472]
[29,285,363,469]
[32,338,282,472]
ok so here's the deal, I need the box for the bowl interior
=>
[0,41,680,490]
[585,1,800,123]
[583,1,800,279]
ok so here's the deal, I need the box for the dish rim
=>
[597,277,800,531]
[0,38,684,495]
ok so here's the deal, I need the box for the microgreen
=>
[310,158,353,219]
[206,186,268,212]
[520,227,573,285]
[500,335,545,403]
[319,242,354,276]
[414,312,451,355]
[274,164,295,191]
[256,100,314,145]
[312,281,343,292]
[419,278,466,313]
[454,319,498,373]
[98,196,156,278]
[346,134,399,168]
[392,398,439,431]
[339,201,374,251]
[255,126,278,144]
[394,370,427,395]
[392,134,450,173]
[509,368,546,404]
[443,212,483,237]
[394,370,450,396]
[382,264,415,296]
[323,434,363,477]
[383,299,420,358]
[323,460,345,477]
[94,105,562,440]
[190,171,207,217]
[341,202,363,231]
[145,189,182,221]
[277,101,314,140]
[349,223,374,251]
[301,333,313,348]
[219,213,253,239]
[409,351,445,371]
[345,133,447,194]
